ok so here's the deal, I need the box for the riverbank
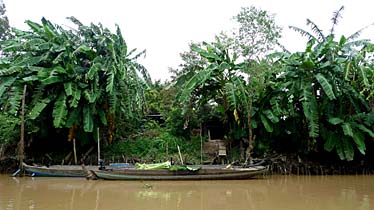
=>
[2,154,374,175]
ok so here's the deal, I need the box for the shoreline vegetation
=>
[1,5,374,175]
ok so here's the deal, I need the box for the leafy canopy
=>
[0,17,150,142]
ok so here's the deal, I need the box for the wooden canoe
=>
[89,165,267,180]
[22,162,97,177]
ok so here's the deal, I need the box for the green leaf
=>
[302,87,319,138]
[315,73,335,100]
[83,105,94,132]
[8,87,24,114]
[338,35,346,46]
[41,17,57,39]
[26,20,42,33]
[70,87,81,108]
[106,71,115,94]
[87,63,101,80]
[323,131,337,152]
[0,66,23,76]
[28,97,53,120]
[342,138,354,161]
[356,124,374,138]
[263,109,279,123]
[328,117,344,125]
[84,88,97,103]
[260,114,273,132]
[64,82,73,96]
[342,123,353,137]
[360,66,369,87]
[179,68,214,102]
[0,77,16,99]
[22,75,38,82]
[352,132,366,155]
[225,83,238,109]
[191,44,221,61]
[336,139,345,160]
[98,109,107,125]
[53,94,68,128]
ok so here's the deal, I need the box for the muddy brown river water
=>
[0,175,373,210]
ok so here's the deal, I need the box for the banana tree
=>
[0,17,150,145]
[266,6,374,160]
[175,40,264,161]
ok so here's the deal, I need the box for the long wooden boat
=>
[88,165,267,180]
[22,162,97,177]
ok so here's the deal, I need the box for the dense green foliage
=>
[170,6,374,162]
[0,112,19,145]
[1,5,374,165]
[104,124,203,164]
[262,6,374,160]
[0,17,149,147]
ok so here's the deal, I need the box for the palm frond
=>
[263,109,279,123]
[356,124,374,138]
[345,39,370,49]
[67,16,83,28]
[342,122,353,137]
[302,86,319,138]
[0,77,16,99]
[328,117,344,125]
[178,68,214,103]
[260,113,273,132]
[8,86,23,114]
[289,26,316,41]
[342,137,354,161]
[306,19,325,42]
[225,83,239,110]
[352,130,366,155]
[53,94,68,128]
[347,22,374,41]
[83,105,94,132]
[106,71,115,94]
[315,73,336,100]
[84,88,98,103]
[28,96,53,120]
[330,6,344,34]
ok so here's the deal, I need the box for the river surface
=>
[0,175,373,210]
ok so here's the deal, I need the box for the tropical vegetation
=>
[1,5,374,171]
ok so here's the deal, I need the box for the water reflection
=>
[0,175,373,210]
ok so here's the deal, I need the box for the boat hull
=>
[90,166,267,180]
[22,163,93,177]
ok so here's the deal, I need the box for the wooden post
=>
[73,138,77,165]
[19,85,27,169]
[200,124,203,165]
[97,128,100,164]
[177,145,183,165]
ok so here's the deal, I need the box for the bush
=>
[103,124,203,164]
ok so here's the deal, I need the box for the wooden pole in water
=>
[73,138,77,165]
[177,145,183,165]
[19,85,27,169]
[200,123,203,165]
[97,128,100,165]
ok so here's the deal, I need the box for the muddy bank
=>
[2,152,374,175]
[265,154,374,175]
